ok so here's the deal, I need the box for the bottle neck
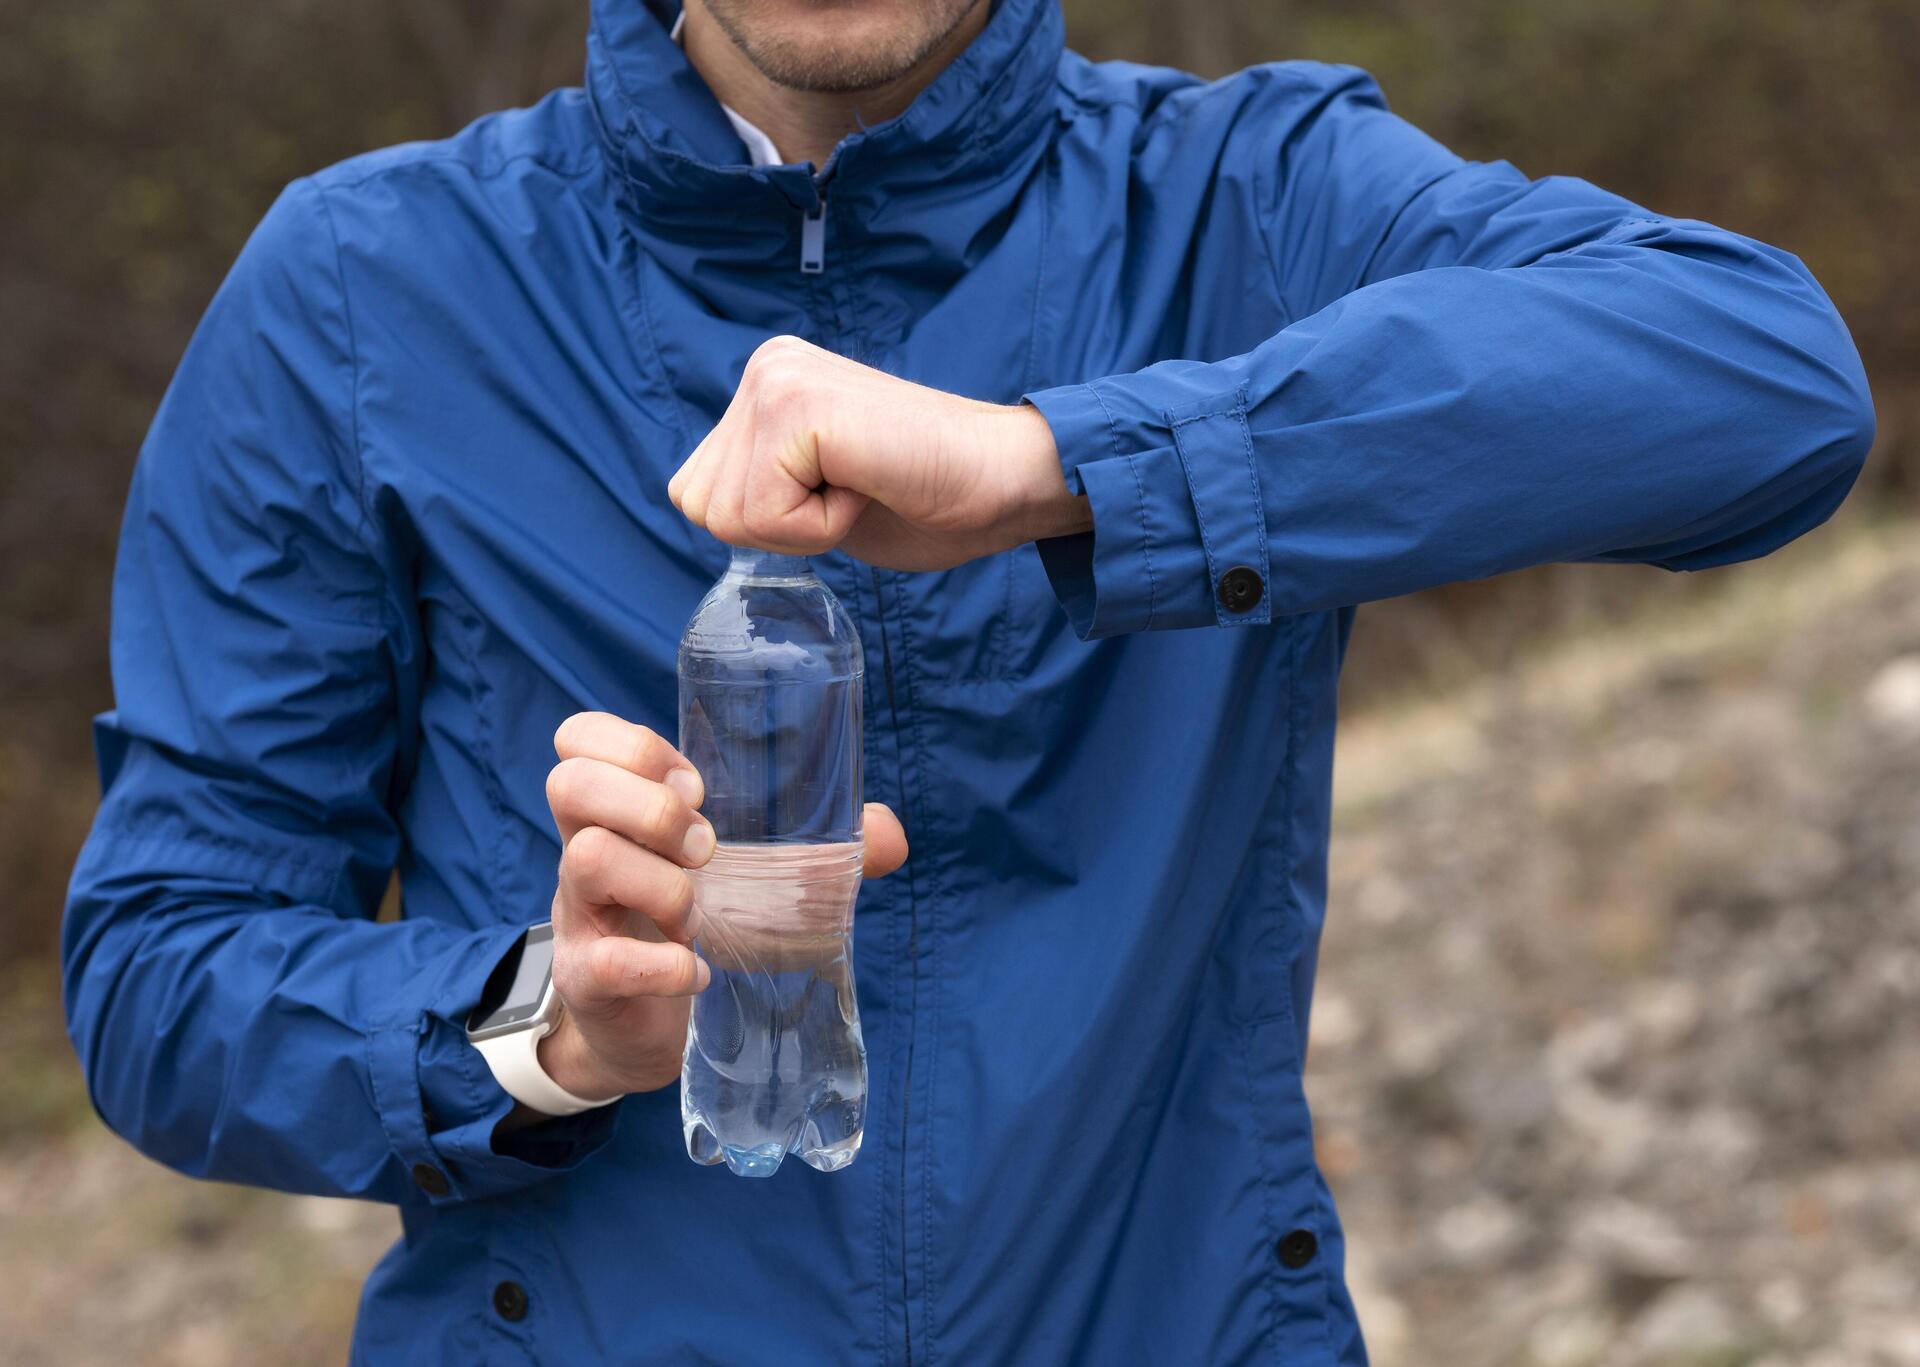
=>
[724,547,814,581]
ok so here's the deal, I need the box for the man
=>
[63,0,1872,1361]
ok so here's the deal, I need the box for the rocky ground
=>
[3,523,1915,1365]
[1321,525,1920,1366]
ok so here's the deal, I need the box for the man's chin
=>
[740,30,938,92]
[754,56,923,95]
[704,0,985,95]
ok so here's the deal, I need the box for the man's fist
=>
[526,712,907,1111]
[667,335,1090,570]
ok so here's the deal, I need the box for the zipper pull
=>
[800,202,825,274]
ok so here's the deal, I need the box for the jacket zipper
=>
[799,166,829,274]
[800,199,826,274]
[801,182,915,1360]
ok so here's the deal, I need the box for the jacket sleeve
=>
[61,179,617,1206]
[1024,66,1876,637]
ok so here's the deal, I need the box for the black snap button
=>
[1276,1229,1318,1269]
[493,1280,529,1322]
[411,1163,450,1197]
[1217,565,1264,614]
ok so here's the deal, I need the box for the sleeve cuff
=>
[1023,381,1217,636]
[367,923,620,1206]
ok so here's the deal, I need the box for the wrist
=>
[536,1011,624,1106]
[997,402,1090,544]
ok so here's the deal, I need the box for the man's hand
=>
[525,712,908,1111]
[667,336,1091,570]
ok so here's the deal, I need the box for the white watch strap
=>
[472,1002,619,1118]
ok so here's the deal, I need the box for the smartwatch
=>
[465,923,618,1117]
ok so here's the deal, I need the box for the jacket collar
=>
[586,0,1064,224]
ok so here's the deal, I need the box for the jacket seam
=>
[318,149,599,196]
[306,177,378,561]
[1233,388,1271,580]
[1239,1022,1286,1363]
[366,1024,422,1200]
[1240,616,1307,1031]
[1286,627,1335,1358]
[1087,382,1157,631]
[87,814,346,907]
[622,229,695,453]
[1170,405,1242,427]
[1260,626,1337,1351]
[1051,77,1129,117]
[308,168,419,778]
[1168,411,1223,609]
[884,594,942,1364]
[1019,144,1054,399]
[1248,147,1295,322]
[451,598,515,922]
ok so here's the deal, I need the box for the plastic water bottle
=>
[677,547,867,1177]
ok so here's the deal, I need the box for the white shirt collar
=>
[670,10,786,167]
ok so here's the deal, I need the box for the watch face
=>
[467,923,556,1039]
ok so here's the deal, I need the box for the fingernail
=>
[682,819,715,866]
[694,958,712,992]
[664,766,703,808]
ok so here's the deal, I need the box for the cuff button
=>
[1217,565,1264,614]
[493,1281,529,1322]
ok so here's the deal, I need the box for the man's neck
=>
[679,1,990,170]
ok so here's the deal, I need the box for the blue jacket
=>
[64,0,1872,1362]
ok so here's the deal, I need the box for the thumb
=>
[861,803,909,878]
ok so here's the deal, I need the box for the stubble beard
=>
[697,0,987,94]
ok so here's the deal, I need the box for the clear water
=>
[681,842,867,1177]
[677,549,867,1177]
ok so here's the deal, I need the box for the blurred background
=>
[3,1,1916,1363]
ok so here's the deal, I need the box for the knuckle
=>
[586,942,633,998]
[563,824,617,888]
[666,869,696,922]
[655,950,698,996]
[544,765,571,814]
[708,507,743,541]
[637,783,679,840]
[554,711,613,758]
[625,724,661,773]
[754,373,802,419]
[751,334,803,369]
[546,755,596,814]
